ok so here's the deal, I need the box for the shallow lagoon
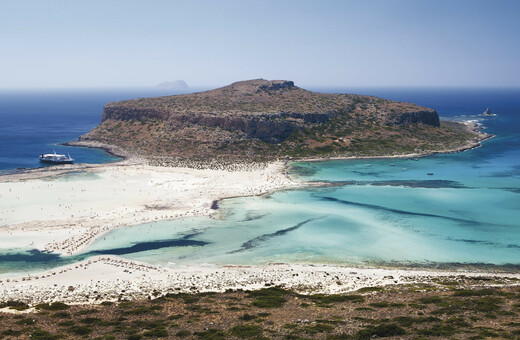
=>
[1,88,519,274]
[86,103,520,268]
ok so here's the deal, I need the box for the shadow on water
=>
[444,237,520,249]
[320,196,483,226]
[288,164,318,177]
[331,179,467,189]
[0,234,209,273]
[228,216,325,254]
[85,239,207,256]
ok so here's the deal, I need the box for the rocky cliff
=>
[384,110,440,126]
[80,79,475,161]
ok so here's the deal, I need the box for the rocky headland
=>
[76,79,485,163]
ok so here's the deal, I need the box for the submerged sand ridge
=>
[0,161,297,256]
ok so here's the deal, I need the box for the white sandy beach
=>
[0,161,297,256]
[1,255,519,305]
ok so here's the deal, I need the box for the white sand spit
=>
[0,161,297,255]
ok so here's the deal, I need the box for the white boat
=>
[39,150,74,164]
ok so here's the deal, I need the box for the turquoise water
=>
[1,88,519,273]
[86,176,520,267]
[88,89,520,268]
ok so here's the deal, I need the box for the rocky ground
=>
[1,280,520,339]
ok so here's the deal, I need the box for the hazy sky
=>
[1,0,519,88]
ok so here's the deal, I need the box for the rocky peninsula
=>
[74,79,485,163]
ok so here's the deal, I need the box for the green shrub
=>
[123,305,162,315]
[15,317,36,325]
[80,317,102,325]
[142,328,168,337]
[474,297,503,312]
[2,329,23,337]
[357,287,384,293]
[370,301,404,308]
[418,295,442,304]
[30,329,59,340]
[356,323,405,339]
[310,294,364,305]
[453,289,495,297]
[392,316,440,327]
[68,325,93,336]
[193,328,226,339]
[51,311,71,318]
[75,308,98,315]
[418,324,456,337]
[239,313,256,321]
[304,323,334,334]
[230,325,263,338]
[0,300,30,310]
[252,296,286,308]
[35,302,70,311]
[175,330,191,337]
[248,287,289,308]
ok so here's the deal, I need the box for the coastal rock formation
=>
[481,108,496,116]
[384,110,440,126]
[80,79,476,161]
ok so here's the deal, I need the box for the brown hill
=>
[78,79,480,162]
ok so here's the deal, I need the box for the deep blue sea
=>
[1,87,519,274]
[0,88,193,172]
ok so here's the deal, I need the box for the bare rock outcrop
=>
[384,110,440,127]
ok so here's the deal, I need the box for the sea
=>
[1,87,519,274]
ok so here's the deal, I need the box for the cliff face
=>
[384,110,440,126]
[101,106,332,143]
[80,79,463,161]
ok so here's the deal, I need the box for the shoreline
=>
[63,120,492,166]
[294,121,493,163]
[0,118,495,259]
[0,119,511,305]
[0,160,300,257]
[2,256,520,305]
[63,140,130,161]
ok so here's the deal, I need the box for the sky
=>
[1,0,519,88]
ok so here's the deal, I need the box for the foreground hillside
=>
[78,79,483,162]
[2,282,520,339]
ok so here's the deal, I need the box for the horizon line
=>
[1,84,520,91]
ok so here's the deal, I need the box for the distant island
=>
[75,79,487,163]
[155,80,189,90]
